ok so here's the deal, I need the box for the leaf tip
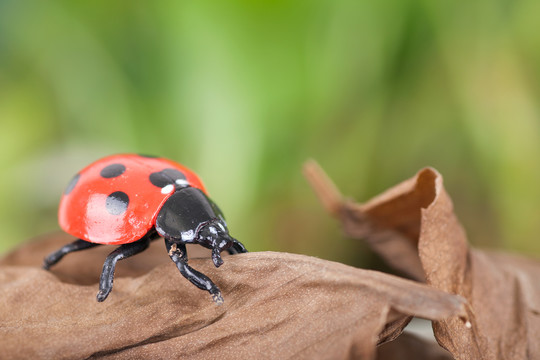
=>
[302,159,344,216]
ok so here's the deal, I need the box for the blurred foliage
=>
[1,0,540,267]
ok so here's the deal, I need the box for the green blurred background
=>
[1,0,540,267]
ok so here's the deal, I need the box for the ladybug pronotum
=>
[43,154,247,303]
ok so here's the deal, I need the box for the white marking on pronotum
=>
[181,230,195,241]
[209,226,217,235]
[217,223,226,232]
[176,179,189,186]
[161,184,174,194]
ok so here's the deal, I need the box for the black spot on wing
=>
[100,163,126,178]
[149,168,187,188]
[106,191,129,215]
[64,173,80,195]
[138,153,159,158]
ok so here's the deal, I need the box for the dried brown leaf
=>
[0,234,466,359]
[305,161,540,359]
[376,332,453,360]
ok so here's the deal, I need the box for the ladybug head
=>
[196,221,235,267]
[155,187,246,267]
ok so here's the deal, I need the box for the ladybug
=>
[43,154,247,303]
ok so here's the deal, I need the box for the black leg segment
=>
[96,237,150,302]
[165,238,224,304]
[227,239,248,255]
[43,239,101,270]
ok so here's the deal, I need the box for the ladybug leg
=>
[227,238,248,255]
[164,238,224,304]
[43,239,101,270]
[97,238,150,302]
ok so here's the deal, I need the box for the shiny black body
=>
[156,187,226,242]
[44,186,247,303]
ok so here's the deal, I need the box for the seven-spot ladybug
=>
[43,154,247,303]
